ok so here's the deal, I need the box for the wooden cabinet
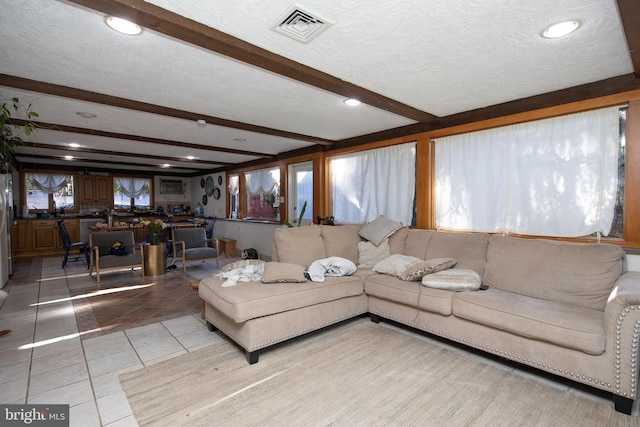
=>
[14,218,81,256]
[31,219,58,251]
[81,175,111,203]
[12,220,31,252]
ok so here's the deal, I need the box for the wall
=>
[213,219,280,260]
[191,173,226,218]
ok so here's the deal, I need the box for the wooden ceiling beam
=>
[1,74,333,146]
[10,118,274,159]
[617,0,640,78]
[66,0,439,124]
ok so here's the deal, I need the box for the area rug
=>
[120,318,636,426]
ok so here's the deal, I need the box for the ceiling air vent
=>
[271,6,331,44]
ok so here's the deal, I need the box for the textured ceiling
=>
[0,0,636,175]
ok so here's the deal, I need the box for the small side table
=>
[218,238,237,257]
[188,279,205,319]
[141,244,167,276]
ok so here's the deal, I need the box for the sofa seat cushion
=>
[178,247,218,260]
[365,274,454,315]
[453,289,606,355]
[97,253,142,268]
[199,275,364,323]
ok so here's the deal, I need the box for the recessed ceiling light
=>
[186,155,195,160]
[68,143,81,148]
[233,138,247,143]
[105,16,142,35]
[64,155,74,160]
[161,163,172,168]
[542,20,580,38]
[196,119,206,127]
[76,112,97,119]
[344,98,362,106]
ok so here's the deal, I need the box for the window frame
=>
[22,170,78,214]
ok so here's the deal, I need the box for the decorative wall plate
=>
[205,176,214,196]
[213,187,221,200]
[218,175,223,185]
[200,178,205,188]
[202,194,208,205]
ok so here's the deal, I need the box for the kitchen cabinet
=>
[31,219,58,251]
[81,175,111,203]
[14,218,81,256]
[12,220,31,252]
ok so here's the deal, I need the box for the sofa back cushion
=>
[273,225,326,268]
[423,231,489,277]
[388,227,409,255]
[403,229,436,259]
[320,225,362,264]
[484,235,624,311]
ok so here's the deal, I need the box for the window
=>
[288,162,313,225]
[331,142,416,225]
[228,174,239,219]
[25,173,75,211]
[434,106,622,238]
[245,168,280,220]
[113,177,151,209]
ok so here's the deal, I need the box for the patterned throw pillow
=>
[373,254,424,277]
[399,258,457,281]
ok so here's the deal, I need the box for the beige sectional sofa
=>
[198,224,640,414]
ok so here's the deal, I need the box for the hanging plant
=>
[1,97,39,169]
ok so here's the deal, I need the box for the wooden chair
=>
[89,231,143,283]
[57,220,90,268]
[171,227,219,271]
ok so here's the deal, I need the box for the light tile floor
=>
[0,255,225,427]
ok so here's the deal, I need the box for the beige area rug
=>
[120,318,637,427]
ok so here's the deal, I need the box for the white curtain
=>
[228,175,239,194]
[29,174,69,193]
[331,142,416,225]
[114,177,149,198]
[245,168,279,194]
[435,106,620,237]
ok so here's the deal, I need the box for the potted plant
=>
[1,97,38,170]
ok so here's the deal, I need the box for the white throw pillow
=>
[358,215,403,246]
[373,254,424,277]
[421,269,482,291]
[358,239,391,268]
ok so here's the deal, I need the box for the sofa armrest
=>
[207,238,219,251]
[604,271,640,399]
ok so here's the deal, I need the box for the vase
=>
[142,243,167,276]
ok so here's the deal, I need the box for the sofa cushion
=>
[388,227,409,254]
[365,274,454,315]
[453,289,606,355]
[199,275,364,323]
[424,231,489,277]
[262,262,307,283]
[358,215,403,246]
[403,229,435,259]
[273,225,326,268]
[321,225,362,264]
[484,235,624,311]
[358,239,391,268]
[399,258,457,281]
[373,254,423,277]
[421,269,481,291]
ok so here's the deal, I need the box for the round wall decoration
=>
[213,187,221,200]
[200,178,205,188]
[202,194,208,205]
[205,176,214,196]
[217,175,223,185]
